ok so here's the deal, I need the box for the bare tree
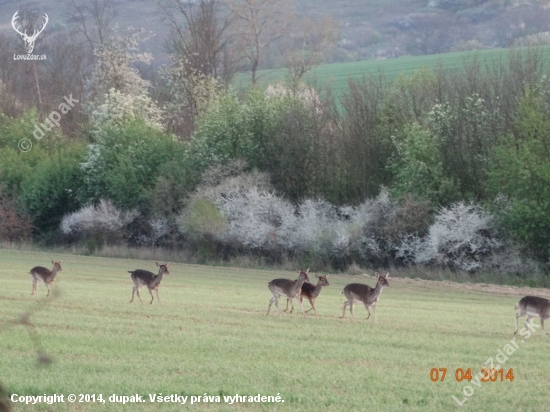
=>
[284,16,338,90]
[224,0,294,86]
[42,30,89,137]
[405,12,456,55]
[62,0,119,51]
[159,0,238,85]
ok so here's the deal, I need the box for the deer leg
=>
[273,295,283,315]
[298,296,305,315]
[364,304,371,320]
[46,284,51,297]
[306,298,317,316]
[514,310,524,334]
[525,316,533,329]
[267,296,277,315]
[350,301,355,317]
[155,289,161,304]
[541,317,544,331]
[287,296,302,313]
[284,298,290,312]
[304,297,314,313]
[286,297,293,314]
[148,288,154,304]
[31,278,37,295]
[341,301,349,318]
[131,285,143,303]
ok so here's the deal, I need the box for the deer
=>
[30,260,63,297]
[341,272,390,322]
[128,262,169,304]
[11,11,49,54]
[284,275,330,316]
[514,295,550,335]
[267,268,310,315]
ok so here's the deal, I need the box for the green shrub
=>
[488,88,550,258]
[80,119,188,213]
[19,143,86,233]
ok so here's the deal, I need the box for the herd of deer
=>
[28,260,550,330]
[266,268,390,321]
[30,260,170,304]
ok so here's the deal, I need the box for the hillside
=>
[236,46,550,97]
[1,0,550,64]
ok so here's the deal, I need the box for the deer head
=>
[12,11,49,54]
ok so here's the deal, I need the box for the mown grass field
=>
[235,46,550,96]
[2,248,550,411]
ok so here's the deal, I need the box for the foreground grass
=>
[1,249,550,411]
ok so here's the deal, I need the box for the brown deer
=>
[128,262,169,304]
[267,269,310,315]
[341,272,390,322]
[285,275,330,316]
[30,260,63,296]
[514,296,550,334]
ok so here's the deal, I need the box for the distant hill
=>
[1,0,550,66]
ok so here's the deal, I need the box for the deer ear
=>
[156,262,160,266]
[375,272,380,278]
[296,269,300,274]
[51,260,54,265]
[165,263,169,266]
[306,267,310,273]
[315,274,320,278]
[385,272,389,278]
[59,261,62,264]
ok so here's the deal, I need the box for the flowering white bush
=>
[291,199,347,258]
[180,171,506,271]
[214,188,296,250]
[61,199,137,238]
[87,27,154,100]
[265,82,322,112]
[514,32,550,47]
[397,202,500,271]
[90,88,164,132]
[86,27,163,133]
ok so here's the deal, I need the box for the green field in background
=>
[235,46,550,96]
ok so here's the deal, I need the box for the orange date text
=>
[430,368,514,382]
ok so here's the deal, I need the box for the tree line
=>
[1,1,550,277]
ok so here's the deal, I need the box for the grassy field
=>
[2,248,550,411]
[235,46,550,96]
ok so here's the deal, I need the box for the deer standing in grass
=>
[267,269,310,315]
[341,272,390,322]
[128,262,169,304]
[514,296,550,334]
[30,260,62,296]
[285,275,330,316]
